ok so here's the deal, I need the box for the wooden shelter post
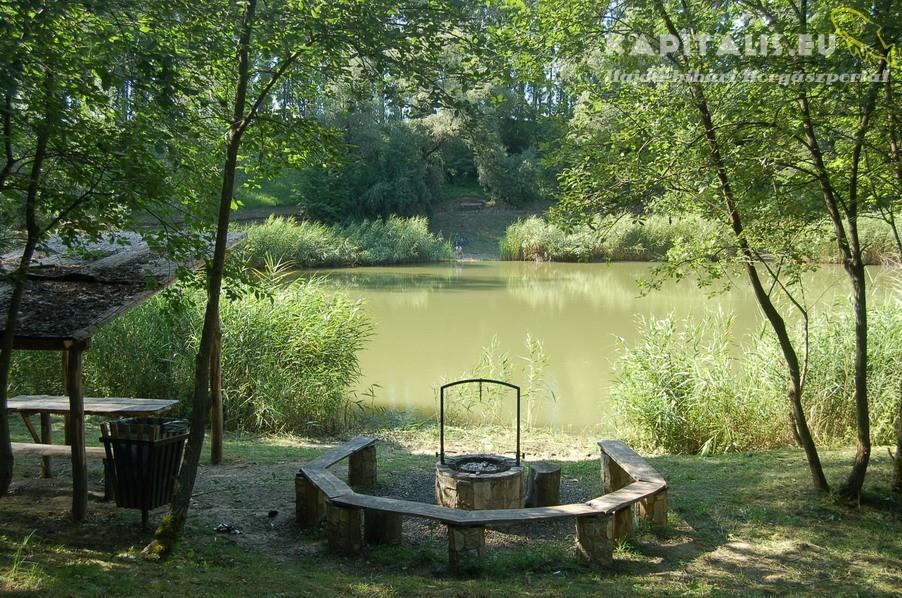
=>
[65,347,87,521]
[210,316,223,465]
[39,413,52,478]
[62,352,71,446]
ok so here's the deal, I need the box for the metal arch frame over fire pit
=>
[439,378,521,467]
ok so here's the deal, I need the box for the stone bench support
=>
[612,506,634,541]
[447,524,485,575]
[364,510,402,545]
[639,490,668,526]
[349,444,376,490]
[295,474,327,529]
[576,515,613,567]
[327,504,363,553]
[525,461,561,507]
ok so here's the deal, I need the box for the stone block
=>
[296,474,326,528]
[327,504,363,553]
[447,524,484,574]
[639,490,668,526]
[364,510,402,545]
[576,515,613,567]
[349,445,377,490]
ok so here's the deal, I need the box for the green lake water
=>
[314,261,893,433]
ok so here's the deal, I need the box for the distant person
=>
[453,231,466,258]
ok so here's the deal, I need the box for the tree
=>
[740,0,898,501]
[514,0,900,498]
[0,1,200,500]
[142,0,479,558]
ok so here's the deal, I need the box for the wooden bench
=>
[12,442,113,500]
[11,442,106,459]
[296,436,669,574]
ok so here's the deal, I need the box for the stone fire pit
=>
[435,454,525,510]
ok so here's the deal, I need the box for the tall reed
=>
[240,215,451,269]
[10,277,372,434]
[612,301,901,454]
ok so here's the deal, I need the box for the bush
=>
[476,146,544,207]
[612,301,902,454]
[811,217,900,265]
[9,278,372,434]
[343,216,452,265]
[501,214,900,264]
[241,217,359,268]
[500,215,723,262]
[240,215,451,268]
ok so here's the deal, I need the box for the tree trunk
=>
[651,0,829,491]
[893,384,901,495]
[0,240,36,497]
[837,261,870,502]
[0,125,48,497]
[142,0,257,559]
[796,52,886,500]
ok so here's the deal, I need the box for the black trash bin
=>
[101,417,189,528]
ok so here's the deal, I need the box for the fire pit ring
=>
[447,454,512,474]
[435,379,526,510]
[436,454,525,510]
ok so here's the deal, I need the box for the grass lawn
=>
[1,420,899,596]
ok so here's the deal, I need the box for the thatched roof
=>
[0,231,244,350]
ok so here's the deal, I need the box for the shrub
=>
[240,215,451,269]
[9,278,372,434]
[500,214,900,264]
[612,300,902,454]
[811,217,901,265]
[241,217,359,268]
[500,215,723,262]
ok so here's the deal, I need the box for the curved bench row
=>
[295,436,668,573]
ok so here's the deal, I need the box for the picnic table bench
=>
[8,395,180,498]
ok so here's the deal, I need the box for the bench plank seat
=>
[12,442,106,459]
[306,436,377,470]
[298,465,353,499]
[332,493,470,524]
[599,440,667,484]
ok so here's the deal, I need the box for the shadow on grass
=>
[2,438,899,595]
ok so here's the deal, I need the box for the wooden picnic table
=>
[8,395,179,475]
[9,395,179,416]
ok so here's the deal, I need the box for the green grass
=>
[239,216,452,268]
[440,182,486,200]
[1,423,899,595]
[235,170,306,210]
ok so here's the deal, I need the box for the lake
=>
[313,261,892,433]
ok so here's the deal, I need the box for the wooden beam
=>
[18,413,40,443]
[40,413,52,478]
[11,337,90,352]
[66,348,87,522]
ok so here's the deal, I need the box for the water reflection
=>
[309,261,886,431]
